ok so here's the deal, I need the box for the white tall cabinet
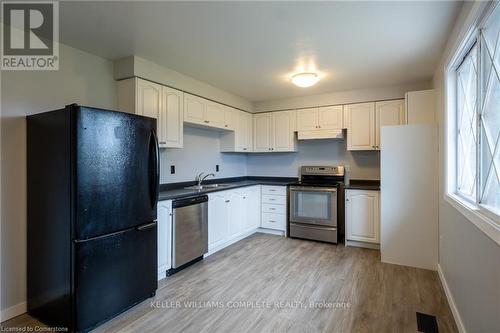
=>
[117,78,184,148]
[345,189,380,245]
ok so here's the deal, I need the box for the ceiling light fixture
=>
[291,72,320,88]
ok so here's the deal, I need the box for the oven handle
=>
[289,186,337,192]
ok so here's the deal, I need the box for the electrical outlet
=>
[170,165,175,174]
[216,165,220,172]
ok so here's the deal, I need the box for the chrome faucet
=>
[196,172,215,187]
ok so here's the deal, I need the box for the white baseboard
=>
[206,228,260,256]
[437,264,466,333]
[256,228,285,236]
[1,301,26,322]
[345,240,380,250]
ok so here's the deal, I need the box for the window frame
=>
[445,1,500,245]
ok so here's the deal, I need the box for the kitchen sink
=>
[184,184,232,190]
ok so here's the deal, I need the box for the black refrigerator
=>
[27,104,159,332]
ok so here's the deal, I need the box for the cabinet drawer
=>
[262,203,286,215]
[262,185,287,196]
[261,213,286,230]
[262,194,286,205]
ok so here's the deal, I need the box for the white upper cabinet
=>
[297,105,343,132]
[205,101,226,128]
[224,106,237,130]
[117,78,184,149]
[254,111,296,152]
[220,110,253,152]
[346,102,376,151]
[272,111,296,151]
[345,189,380,244]
[184,94,206,125]
[375,100,405,148]
[405,89,435,125]
[318,105,343,130]
[253,113,272,152]
[297,108,319,131]
[162,87,184,148]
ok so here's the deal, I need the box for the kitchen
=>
[1,1,499,333]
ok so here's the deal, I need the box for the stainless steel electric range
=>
[289,166,345,244]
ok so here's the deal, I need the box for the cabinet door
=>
[184,94,206,125]
[205,101,226,128]
[136,79,162,120]
[318,105,343,130]
[157,201,172,278]
[296,108,318,131]
[345,190,379,243]
[208,194,229,250]
[346,102,376,150]
[272,111,296,152]
[375,100,405,149]
[162,87,184,148]
[227,191,244,239]
[224,106,237,130]
[243,186,261,230]
[245,113,253,152]
[253,113,271,152]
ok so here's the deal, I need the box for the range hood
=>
[297,129,344,140]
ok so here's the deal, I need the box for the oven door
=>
[289,186,337,227]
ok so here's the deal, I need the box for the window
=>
[451,3,500,222]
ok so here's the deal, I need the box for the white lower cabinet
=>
[260,185,287,232]
[157,200,172,280]
[208,185,262,254]
[345,189,380,245]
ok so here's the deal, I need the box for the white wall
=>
[160,126,247,183]
[115,56,253,112]
[254,81,432,112]
[247,139,379,179]
[1,44,118,318]
[433,2,500,332]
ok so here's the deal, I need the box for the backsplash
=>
[160,126,248,183]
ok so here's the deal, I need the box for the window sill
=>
[444,193,500,246]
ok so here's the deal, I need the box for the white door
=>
[136,79,162,120]
[162,87,184,148]
[224,106,237,130]
[208,193,229,250]
[296,108,318,131]
[243,186,261,230]
[253,113,271,152]
[318,105,343,130]
[157,201,172,279]
[345,190,379,243]
[244,113,253,152]
[375,100,405,149]
[184,94,206,125]
[205,101,226,128]
[346,102,376,150]
[227,191,244,239]
[272,111,295,152]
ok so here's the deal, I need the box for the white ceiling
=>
[60,1,461,102]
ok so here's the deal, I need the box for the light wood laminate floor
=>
[2,233,457,332]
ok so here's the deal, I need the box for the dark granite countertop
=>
[344,179,380,191]
[159,177,297,201]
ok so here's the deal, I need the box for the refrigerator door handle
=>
[136,221,157,231]
[150,130,160,208]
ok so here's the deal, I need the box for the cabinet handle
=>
[243,148,247,150]
[204,120,210,123]
[225,200,230,203]
[269,208,276,210]
[269,220,276,223]
[159,141,166,144]
[318,125,321,128]
[346,198,350,202]
[225,124,228,127]
[269,199,275,201]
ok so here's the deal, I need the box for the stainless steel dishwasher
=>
[171,195,208,271]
